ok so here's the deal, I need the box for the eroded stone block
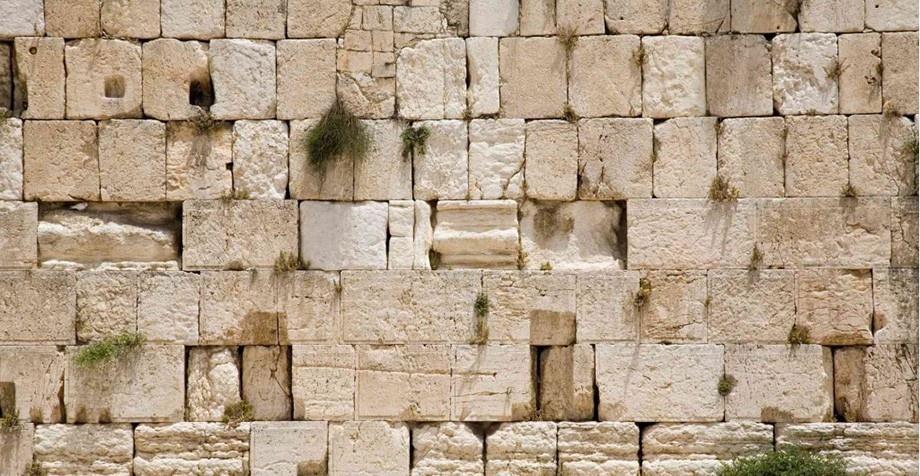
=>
[0,422,32,476]
[165,121,233,200]
[642,422,773,475]
[278,271,339,344]
[337,72,396,119]
[102,0,160,38]
[137,271,199,344]
[640,270,707,343]
[850,115,917,196]
[0,271,74,344]
[575,271,640,342]
[466,37,499,116]
[717,117,785,197]
[45,0,100,38]
[538,345,594,421]
[356,344,451,420]
[0,119,23,199]
[866,0,918,31]
[556,0,604,33]
[578,118,653,199]
[329,421,409,476]
[708,269,796,343]
[570,35,641,117]
[142,39,211,121]
[354,120,412,200]
[397,39,465,120]
[499,38,566,119]
[452,345,534,421]
[557,422,639,475]
[13,37,65,119]
[292,345,355,420]
[524,120,578,200]
[232,120,288,199]
[242,346,292,421]
[603,0,666,33]
[706,35,772,117]
[413,120,468,200]
[76,270,138,343]
[835,344,918,422]
[772,33,839,115]
[300,201,387,270]
[653,117,717,198]
[642,36,705,118]
[289,119,354,200]
[784,115,849,196]
[432,200,518,269]
[799,0,864,32]
[33,424,133,475]
[0,0,44,37]
[226,0,286,38]
[210,40,276,120]
[795,269,873,345]
[187,346,240,422]
[891,197,918,267]
[0,201,36,269]
[99,120,166,201]
[23,120,99,201]
[0,346,65,423]
[776,422,919,474]
[200,271,280,345]
[161,0,225,39]
[65,39,142,119]
[482,271,576,343]
[520,201,624,271]
[874,268,919,343]
[251,421,327,476]
[288,0,351,38]
[731,0,797,33]
[277,39,336,120]
[134,422,250,475]
[486,422,556,475]
[669,0,730,34]
[412,422,484,475]
[469,119,525,200]
[839,33,882,114]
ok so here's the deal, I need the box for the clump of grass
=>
[0,108,12,119]
[306,99,370,173]
[718,375,737,396]
[273,251,300,273]
[222,400,253,427]
[634,277,652,308]
[26,462,46,476]
[825,59,846,80]
[840,183,858,198]
[220,189,251,201]
[901,129,918,162]
[401,125,430,161]
[0,407,19,431]
[748,245,763,271]
[708,176,740,202]
[632,44,645,68]
[226,260,247,271]
[75,333,146,368]
[557,25,578,54]
[883,101,902,119]
[187,110,221,133]
[788,325,810,345]
[472,292,490,344]
[717,446,847,476]
[563,104,578,123]
[540,262,553,271]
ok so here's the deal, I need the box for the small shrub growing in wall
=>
[717,446,847,476]
[840,183,857,198]
[401,125,430,160]
[0,407,19,432]
[708,176,740,202]
[787,325,810,346]
[634,277,652,308]
[306,99,370,174]
[748,245,763,271]
[222,400,253,427]
[26,462,47,476]
[717,375,737,396]
[75,333,146,368]
[273,251,300,273]
[472,292,490,344]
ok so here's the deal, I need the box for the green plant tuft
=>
[709,176,740,202]
[75,333,146,368]
[474,292,489,319]
[401,125,430,161]
[840,183,858,198]
[557,25,578,54]
[306,99,371,173]
[273,251,300,273]
[0,406,20,432]
[187,110,221,133]
[540,262,553,271]
[718,375,737,396]
[788,325,810,346]
[748,245,764,271]
[634,277,652,308]
[472,292,490,344]
[717,446,847,476]
[222,400,253,427]
[25,462,47,476]
[563,104,578,123]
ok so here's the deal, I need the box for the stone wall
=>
[0,0,917,474]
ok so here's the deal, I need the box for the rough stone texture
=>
[891,196,919,267]
[577,118,653,199]
[288,119,354,200]
[653,117,717,198]
[706,35,773,117]
[414,201,433,270]
[0,271,75,344]
[575,272,641,342]
[499,38,566,119]
[288,0,351,38]
[0,201,36,269]
[102,0,161,38]
[432,201,519,269]
[329,422,410,475]
[725,344,834,422]
[835,344,918,422]
[137,272,199,344]
[776,423,919,474]
[452,345,534,421]
[354,120,412,200]
[799,0,864,32]
[538,345,594,421]
[161,0,225,39]
[99,120,167,201]
[412,422,484,475]
[874,268,919,344]
[165,121,233,200]
[882,32,918,115]
[556,0,604,33]
[226,0,286,39]
[292,345,355,420]
[413,120,468,200]
[717,117,785,197]
[397,39,465,120]
[795,269,873,345]
[604,0,666,33]
[200,271,280,345]
[23,120,99,201]
[45,0,100,37]
[838,33,883,114]
[708,270,796,343]
[75,270,137,342]
[669,0,730,34]
[485,422,556,475]
[849,114,917,196]
[0,0,44,38]
[355,344,451,420]
[482,271,576,343]
[469,0,518,36]
[866,0,919,30]
[33,424,134,475]
[642,422,773,475]
[231,120,288,199]
[640,270,707,343]
[300,201,387,270]
[570,35,641,118]
[468,119,525,200]
[337,72,396,119]
[524,120,578,200]
[731,0,797,33]
[251,421,327,476]
[786,115,850,196]
[772,33,839,115]
[557,422,639,475]
[210,40,277,120]
[520,201,624,271]
[187,346,241,422]
[0,346,65,423]
[141,39,211,121]
[278,271,339,344]
[519,0,555,36]
[134,422,250,475]
[13,37,65,119]
[466,37,499,116]
[65,39,143,119]
[0,422,33,475]
[642,36,706,118]
[0,119,22,200]
[277,39,336,120]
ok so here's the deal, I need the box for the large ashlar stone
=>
[161,0,225,39]
[653,117,717,198]
[101,0,161,39]
[776,423,919,474]
[75,271,138,342]
[731,0,797,32]
[640,271,707,343]
[289,119,354,200]
[772,33,839,115]
[839,33,882,114]
[137,272,199,344]
[557,422,639,475]
[0,271,74,344]
[329,421,410,476]
[432,200,519,269]
[0,202,36,268]
[799,0,864,32]
[669,0,730,34]
[555,0,604,33]
[866,0,919,30]
[45,0,99,38]
[13,37,65,119]
[717,117,785,197]
[0,0,44,37]
[784,115,848,196]
[251,421,327,476]
[578,118,653,199]
[231,120,288,199]
[99,120,166,201]
[524,120,577,200]
[575,271,640,342]
[482,271,576,343]
[300,201,387,270]
[891,196,918,267]
[288,0,351,37]
[23,120,99,201]
[134,423,250,475]
[141,39,211,121]
[412,423,484,475]
[354,121,412,200]
[708,270,795,343]
[486,423,557,475]
[466,37,499,116]
[200,271,280,345]
[706,35,773,117]
[835,344,918,422]
[596,344,723,422]
[210,40,276,120]
[499,38,566,119]
[414,202,433,270]
[397,39,465,120]
[469,0,518,36]
[452,345,534,421]
[292,345,355,420]
[874,268,918,343]
[642,36,706,118]
[38,203,180,269]
[277,40,336,120]
[849,115,917,196]
[336,72,396,119]
[64,39,142,119]
[355,344,451,420]
[520,201,624,271]
[469,119,525,199]
[413,120,468,200]
[278,271,339,344]
[538,345,594,420]
[183,200,298,270]
[0,346,65,423]
[187,347,241,422]
[0,119,22,199]
[570,35,641,117]
[882,33,918,115]
[33,424,133,475]
[642,422,773,475]
[795,269,873,345]
[603,0,666,33]
[226,0,286,38]
[165,121,233,200]
[725,344,834,422]
[0,422,33,476]
[65,345,185,423]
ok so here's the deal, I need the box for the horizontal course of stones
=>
[0,0,918,475]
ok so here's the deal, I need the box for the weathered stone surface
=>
[577,118,652,199]
[165,121,233,200]
[432,200,519,269]
[289,119,354,200]
[469,119,525,200]
[891,196,918,267]
[76,271,137,342]
[134,422,250,475]
[653,117,717,198]
[784,115,849,196]
[525,120,578,200]
[669,0,730,34]
[354,120,412,200]
[481,271,575,343]
[412,422,484,475]
[485,422,556,475]
[555,0,604,33]
[251,421,327,476]
[772,33,839,115]
[466,37,499,116]
[300,201,387,270]
[277,271,339,344]
[0,201,36,269]
[706,35,772,117]
[717,117,785,197]
[570,35,641,117]
[99,120,166,201]
[414,202,433,271]
[337,72,396,119]
[101,0,160,38]
[355,344,451,420]
[288,0,351,38]
[839,33,883,114]
[329,421,410,476]
[520,201,624,271]
[226,0,286,38]
[33,424,133,475]
[392,6,447,35]
[642,422,773,475]
[575,271,640,342]
[13,37,65,119]
[866,0,919,31]
[44,0,99,38]
[187,346,240,422]
[292,345,355,420]
[413,120,468,200]
[23,120,99,201]
[835,344,918,422]
[850,115,917,196]
[604,0,666,33]
[0,119,22,199]
[469,0,518,36]
[776,423,919,474]
[0,346,65,423]
[596,344,723,422]
[795,269,873,345]
[161,0,225,39]
[141,39,211,121]
[557,422,639,475]
[452,345,533,421]
[0,422,33,475]
[538,345,594,421]
[0,0,44,37]
[874,268,919,343]
[277,39,336,120]
[731,0,797,32]
[0,271,74,344]
[65,39,142,119]
[799,0,864,32]
[397,39,465,120]
[642,36,706,118]
[200,271,280,345]
[725,344,834,422]
[231,120,288,199]
[137,271,199,344]
[65,345,185,423]
[708,270,795,343]
[640,271,706,343]
[499,38,566,119]
[210,40,276,120]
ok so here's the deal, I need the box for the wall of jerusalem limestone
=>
[0,0,917,474]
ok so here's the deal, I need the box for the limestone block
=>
[288,0,351,37]
[799,0,864,32]
[277,40,337,120]
[874,268,919,343]
[413,120,468,200]
[0,119,22,199]
[75,271,137,343]
[329,421,410,476]
[882,35,918,115]
[642,422,773,475]
[232,120,288,199]
[772,33,839,115]
[0,271,74,344]
[725,344,834,422]
[251,421,327,476]
[653,117,717,198]
[570,35,640,118]
[300,201,387,270]
[141,39,211,121]
[0,346,65,423]
[33,424,133,475]
[538,345,594,421]
[161,0,225,39]
[639,271,707,343]
[44,0,100,38]
[165,121,233,200]
[65,345,185,423]
[466,37,499,116]
[731,0,797,32]
[499,38,566,119]
[102,0,161,38]
[669,0,730,34]
[717,117,785,197]
[557,422,639,475]
[486,422,556,475]
[99,120,166,201]
[839,33,882,114]
[836,344,918,422]
[397,39,465,120]
[866,0,919,31]
[891,197,918,267]
[469,0,518,36]
[776,423,919,474]
[0,422,32,475]
[0,201,36,268]
[200,271,280,345]
[603,0,666,33]
[64,39,142,120]
[575,271,640,342]
[355,344,450,420]
[432,200,519,269]
[210,40,276,120]
[13,38,65,119]
[337,72,396,119]
[757,198,891,268]
[469,119,525,200]
[524,121,577,200]
[289,119,354,200]
[412,422,484,475]
[23,120,99,201]
[354,120,412,200]
[596,344,723,422]
[389,202,414,270]
[849,115,917,196]
[393,6,446,34]
[708,270,795,343]
[187,346,241,422]
[134,422,250,475]
[452,345,534,421]
[784,115,848,196]
[137,272,199,344]
[577,118,652,199]
[642,36,706,118]
[292,345,355,420]
[0,0,43,37]
[481,271,576,343]
[556,0,604,33]
[241,347,292,421]
[38,203,180,269]
[628,199,757,269]
[226,0,286,38]
[278,271,339,344]
[706,35,772,117]
[795,269,873,345]
[520,201,624,271]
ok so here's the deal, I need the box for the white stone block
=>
[232,120,289,199]
[251,421,327,476]
[277,39,337,120]
[161,0,225,39]
[469,0,519,36]
[329,421,410,476]
[578,118,653,199]
[65,39,142,119]
[653,117,717,198]
[300,201,387,270]
[452,345,534,421]
[292,345,356,420]
[466,37,499,116]
[397,39,466,120]
[210,39,277,120]
[772,33,839,115]
[499,38,566,119]
[469,119,525,199]
[432,200,519,269]
[642,36,706,118]
[413,120,469,200]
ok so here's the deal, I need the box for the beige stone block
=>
[413,120,469,200]
[556,0,604,33]
[355,344,451,420]
[469,0,518,36]
[0,201,36,269]
[799,0,864,32]
[452,345,534,421]
[466,37,499,116]
[486,422,556,475]
[414,201,433,271]
[577,118,652,199]
[891,196,918,267]
[251,421,327,476]
[839,33,883,114]
[300,201,387,270]
[292,345,355,420]
[289,119,354,200]
[137,272,199,344]
[161,0,225,39]
[432,200,519,269]
[874,268,919,344]
[210,40,276,120]
[134,422,250,475]
[776,422,919,474]
[708,269,795,343]
[575,271,640,342]
[44,0,100,38]
[397,39,465,120]
[523,121,578,201]
[836,344,918,422]
[653,117,717,198]
[849,115,917,196]
[226,0,286,38]
[795,269,873,345]
[520,0,556,35]
[200,271,280,345]
[336,72,396,119]
[142,39,211,121]
[278,271,339,344]
[33,424,133,475]
[731,0,797,33]
[520,201,624,271]
[866,0,918,31]
[0,0,44,37]
[0,271,74,344]
[288,0,351,37]
[102,0,160,38]
[557,422,639,475]
[482,271,576,343]
[75,271,137,343]
[231,120,288,199]
[706,35,773,117]
[23,120,99,201]
[640,270,707,343]
[0,119,22,199]
[165,121,233,199]
[717,117,785,197]
[499,37,566,119]
[0,347,65,423]
[241,346,291,421]
[393,6,447,34]
[187,346,241,422]
[642,422,773,475]
[772,33,839,115]
[412,422,484,475]
[570,35,640,118]
[784,115,849,196]
[642,36,706,118]
[64,39,142,120]
[469,119,525,200]
[669,0,730,34]
[0,422,32,475]
[329,421,409,476]
[354,120,412,200]
[538,345,594,421]
[277,40,336,120]
[99,120,166,201]
[13,38,64,119]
